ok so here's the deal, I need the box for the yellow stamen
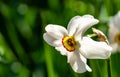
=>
[114,33,120,45]
[62,36,76,52]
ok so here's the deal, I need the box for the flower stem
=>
[87,34,97,37]
[106,58,111,77]
[44,44,56,77]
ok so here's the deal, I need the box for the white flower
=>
[43,15,112,73]
[109,11,120,53]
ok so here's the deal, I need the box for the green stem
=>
[106,58,111,77]
[44,44,56,77]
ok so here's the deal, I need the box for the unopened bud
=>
[92,28,109,44]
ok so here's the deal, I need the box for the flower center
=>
[114,33,120,45]
[62,36,76,52]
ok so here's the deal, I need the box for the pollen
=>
[114,33,120,45]
[62,36,76,52]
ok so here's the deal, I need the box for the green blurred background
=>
[0,0,120,77]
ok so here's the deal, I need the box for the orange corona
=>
[62,36,76,52]
[114,33,120,45]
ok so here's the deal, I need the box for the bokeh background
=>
[0,0,120,77]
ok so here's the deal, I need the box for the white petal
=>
[67,16,81,36]
[110,43,119,53]
[45,24,68,39]
[80,37,112,59]
[67,15,99,40]
[108,11,120,52]
[43,33,61,47]
[67,51,92,73]
[109,11,120,29]
[109,20,119,44]
[79,54,92,72]
[55,45,68,55]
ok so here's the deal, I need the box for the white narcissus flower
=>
[43,15,112,73]
[109,11,120,53]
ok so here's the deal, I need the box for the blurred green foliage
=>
[0,0,120,77]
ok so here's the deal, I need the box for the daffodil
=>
[43,15,112,73]
[109,11,120,53]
